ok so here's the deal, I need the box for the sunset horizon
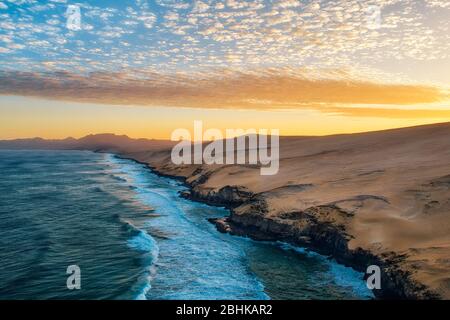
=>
[1,0,449,304]
[1,0,449,139]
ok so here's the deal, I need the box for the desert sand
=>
[2,122,449,299]
[121,123,450,299]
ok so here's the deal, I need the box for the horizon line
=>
[1,121,450,142]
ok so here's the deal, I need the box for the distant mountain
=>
[0,134,175,153]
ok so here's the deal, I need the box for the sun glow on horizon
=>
[0,0,449,139]
[1,96,450,140]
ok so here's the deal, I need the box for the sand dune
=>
[2,123,449,298]
[122,123,450,299]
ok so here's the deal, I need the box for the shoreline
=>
[4,122,448,300]
[112,153,440,300]
[112,153,373,299]
[180,189,438,300]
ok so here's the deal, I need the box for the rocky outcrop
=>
[180,185,254,208]
[208,196,440,300]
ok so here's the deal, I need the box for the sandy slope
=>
[122,123,450,299]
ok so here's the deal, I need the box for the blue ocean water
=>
[0,150,373,300]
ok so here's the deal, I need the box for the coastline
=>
[113,153,440,300]
[112,153,375,299]
[3,122,449,300]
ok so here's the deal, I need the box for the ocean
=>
[0,150,373,300]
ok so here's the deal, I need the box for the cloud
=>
[0,0,448,119]
[1,0,449,78]
[0,68,446,118]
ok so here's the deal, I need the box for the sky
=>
[0,0,449,139]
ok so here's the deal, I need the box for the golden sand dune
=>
[122,123,450,299]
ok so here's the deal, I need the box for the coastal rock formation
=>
[181,185,254,207]
[211,200,440,299]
